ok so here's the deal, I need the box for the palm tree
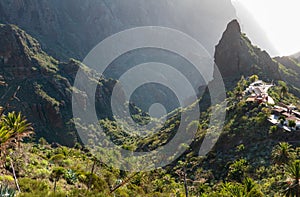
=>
[221,178,264,197]
[1,112,33,149]
[222,182,245,197]
[0,124,13,156]
[0,112,33,193]
[0,114,33,151]
[284,160,300,197]
[272,142,295,165]
[278,81,289,98]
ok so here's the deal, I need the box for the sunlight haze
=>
[232,0,300,56]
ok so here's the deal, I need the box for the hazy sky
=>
[232,0,300,56]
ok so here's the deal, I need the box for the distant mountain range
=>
[1,19,300,145]
[0,0,300,145]
[0,0,237,60]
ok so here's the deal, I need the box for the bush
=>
[33,168,51,179]
[83,173,109,191]
[64,169,78,185]
[227,159,249,183]
[68,189,109,197]
[19,178,50,193]
[288,120,296,128]
[0,175,14,183]
[49,154,65,165]
[269,125,278,134]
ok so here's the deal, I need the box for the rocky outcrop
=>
[214,20,281,88]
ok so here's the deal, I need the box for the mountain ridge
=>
[0,23,115,146]
[0,0,237,60]
[1,19,300,145]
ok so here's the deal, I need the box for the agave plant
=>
[0,185,16,197]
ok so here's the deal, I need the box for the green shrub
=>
[34,168,51,179]
[49,154,65,165]
[269,125,278,134]
[0,175,14,182]
[227,159,249,183]
[19,178,50,193]
[64,169,78,185]
[83,173,109,191]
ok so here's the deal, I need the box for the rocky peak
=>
[214,20,281,88]
[221,19,241,39]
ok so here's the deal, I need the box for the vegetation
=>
[0,76,299,196]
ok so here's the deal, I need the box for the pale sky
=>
[232,0,300,56]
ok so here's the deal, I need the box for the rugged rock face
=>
[0,24,113,146]
[0,0,236,60]
[214,20,281,88]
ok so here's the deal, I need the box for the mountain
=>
[273,56,300,94]
[214,20,281,87]
[0,0,236,60]
[1,18,299,146]
[214,19,300,96]
[0,24,114,146]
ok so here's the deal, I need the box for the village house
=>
[243,80,300,131]
[269,104,300,131]
[245,80,275,105]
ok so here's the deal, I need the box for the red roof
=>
[286,116,298,121]
[282,112,291,117]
